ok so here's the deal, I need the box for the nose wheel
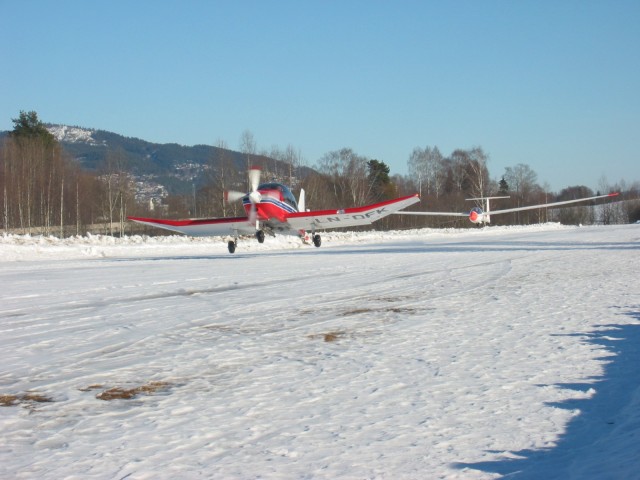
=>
[227,240,237,254]
[312,234,321,248]
[256,230,265,243]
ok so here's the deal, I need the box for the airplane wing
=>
[395,210,469,217]
[285,194,420,231]
[128,194,420,237]
[127,216,257,237]
[476,192,619,215]
[395,193,619,217]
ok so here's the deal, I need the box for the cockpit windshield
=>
[258,183,298,211]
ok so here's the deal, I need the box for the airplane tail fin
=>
[298,189,306,212]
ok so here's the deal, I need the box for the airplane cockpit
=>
[258,183,299,211]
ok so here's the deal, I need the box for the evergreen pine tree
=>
[498,177,509,195]
[10,111,55,145]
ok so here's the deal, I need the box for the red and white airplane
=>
[394,192,620,224]
[128,167,420,253]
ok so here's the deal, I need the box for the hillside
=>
[46,125,244,173]
[43,125,310,197]
[1,125,310,198]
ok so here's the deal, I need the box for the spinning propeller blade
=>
[223,166,262,225]
[247,167,262,223]
[224,167,262,204]
[249,167,261,194]
[224,190,245,202]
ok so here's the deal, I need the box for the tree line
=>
[1,111,137,236]
[2,112,638,237]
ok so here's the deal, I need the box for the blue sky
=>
[1,0,638,191]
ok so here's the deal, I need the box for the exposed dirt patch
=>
[374,295,414,303]
[1,392,53,407]
[78,384,104,392]
[340,308,374,316]
[340,306,417,316]
[0,394,18,407]
[386,307,417,314]
[308,331,346,342]
[95,381,172,401]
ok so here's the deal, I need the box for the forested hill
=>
[45,125,251,174]
[1,125,311,196]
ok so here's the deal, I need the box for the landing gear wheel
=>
[227,240,236,254]
[312,234,321,248]
[256,230,265,244]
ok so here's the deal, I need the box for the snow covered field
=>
[1,224,639,479]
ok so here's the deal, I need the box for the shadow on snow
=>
[452,308,640,479]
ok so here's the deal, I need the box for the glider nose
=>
[469,207,483,223]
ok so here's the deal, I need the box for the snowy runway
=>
[1,225,639,479]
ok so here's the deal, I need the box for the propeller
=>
[224,167,262,224]
[247,167,261,223]
[224,190,245,202]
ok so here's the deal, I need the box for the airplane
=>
[128,167,421,253]
[394,192,620,224]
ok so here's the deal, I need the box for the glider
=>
[128,167,420,253]
[394,193,620,224]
